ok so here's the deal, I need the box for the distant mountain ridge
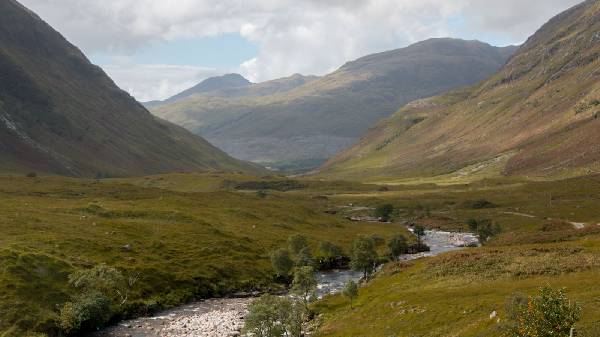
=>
[152,39,517,172]
[318,0,600,181]
[144,73,252,109]
[0,0,261,177]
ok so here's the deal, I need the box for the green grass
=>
[5,172,600,336]
[314,239,600,337]
[312,174,600,336]
[0,174,409,336]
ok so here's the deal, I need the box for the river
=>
[92,230,477,337]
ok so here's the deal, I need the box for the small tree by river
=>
[291,266,317,312]
[413,225,426,243]
[288,234,309,255]
[343,280,359,309]
[243,294,304,337]
[319,241,343,269]
[350,235,378,279]
[271,248,294,278]
[388,234,408,261]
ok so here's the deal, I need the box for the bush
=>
[58,292,111,335]
[504,286,581,337]
[26,172,37,178]
[235,180,307,191]
[413,225,426,242]
[467,219,501,245]
[468,199,496,209]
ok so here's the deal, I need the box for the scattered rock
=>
[122,244,133,252]
[490,311,497,320]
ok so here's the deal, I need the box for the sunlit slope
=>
[319,0,600,181]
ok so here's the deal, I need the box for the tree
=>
[413,225,426,243]
[505,286,581,337]
[350,235,378,279]
[291,266,317,311]
[319,241,343,268]
[295,246,314,267]
[374,204,394,221]
[343,280,359,309]
[288,234,309,255]
[271,249,294,278]
[244,295,305,337]
[388,234,408,261]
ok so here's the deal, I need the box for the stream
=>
[92,230,478,337]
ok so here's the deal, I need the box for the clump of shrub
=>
[58,291,111,334]
[374,204,394,222]
[235,180,307,191]
[243,294,305,337]
[59,264,139,336]
[256,190,268,198]
[467,199,497,209]
[574,98,600,114]
[26,172,37,178]
[467,218,501,245]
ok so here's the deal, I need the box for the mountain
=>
[152,39,517,172]
[318,0,600,181]
[0,0,262,177]
[144,73,252,109]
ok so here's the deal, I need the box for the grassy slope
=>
[319,0,600,181]
[314,174,600,336]
[0,174,408,336]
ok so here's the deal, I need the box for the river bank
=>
[93,230,478,337]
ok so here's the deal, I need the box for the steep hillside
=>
[152,39,516,172]
[0,0,260,177]
[319,0,600,182]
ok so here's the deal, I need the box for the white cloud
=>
[101,61,220,101]
[18,0,583,100]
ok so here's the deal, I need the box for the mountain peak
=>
[146,73,251,108]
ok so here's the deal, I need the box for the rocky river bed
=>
[92,230,477,337]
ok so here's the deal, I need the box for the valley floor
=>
[3,172,600,336]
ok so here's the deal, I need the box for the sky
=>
[19,0,583,102]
